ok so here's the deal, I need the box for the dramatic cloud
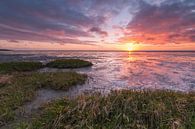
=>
[0,0,194,48]
[0,0,108,44]
[120,0,195,44]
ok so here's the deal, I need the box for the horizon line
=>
[1,49,195,52]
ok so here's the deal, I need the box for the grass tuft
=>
[0,62,43,73]
[0,72,87,127]
[46,59,93,69]
[30,90,195,129]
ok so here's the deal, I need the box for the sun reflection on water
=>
[127,51,136,62]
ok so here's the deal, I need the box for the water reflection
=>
[127,51,137,62]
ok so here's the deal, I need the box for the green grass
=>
[46,59,93,69]
[0,59,93,73]
[0,72,87,127]
[0,61,43,73]
[28,90,195,129]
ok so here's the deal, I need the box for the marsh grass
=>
[0,62,43,73]
[29,90,195,129]
[46,59,93,69]
[0,75,12,88]
[0,72,87,127]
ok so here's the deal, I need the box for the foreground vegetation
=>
[18,90,194,129]
[0,60,194,129]
[46,59,93,69]
[0,72,87,127]
[0,62,43,73]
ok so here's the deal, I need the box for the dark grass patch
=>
[0,62,43,73]
[28,90,195,129]
[46,59,93,69]
[0,72,87,127]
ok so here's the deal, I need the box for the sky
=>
[0,0,194,50]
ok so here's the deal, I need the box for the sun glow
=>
[126,43,134,51]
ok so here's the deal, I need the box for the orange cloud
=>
[119,0,195,45]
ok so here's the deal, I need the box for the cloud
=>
[0,0,194,47]
[120,0,195,44]
[89,27,108,37]
[0,0,108,44]
[0,24,97,45]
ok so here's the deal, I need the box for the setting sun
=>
[126,43,134,51]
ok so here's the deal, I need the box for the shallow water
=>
[1,50,195,93]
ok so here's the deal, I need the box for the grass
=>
[0,59,93,73]
[0,74,12,88]
[0,61,43,73]
[0,72,87,127]
[26,90,195,129]
[46,59,93,69]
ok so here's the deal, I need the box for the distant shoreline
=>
[10,50,195,52]
[0,49,11,51]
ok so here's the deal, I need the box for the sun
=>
[120,43,138,51]
[126,43,134,51]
